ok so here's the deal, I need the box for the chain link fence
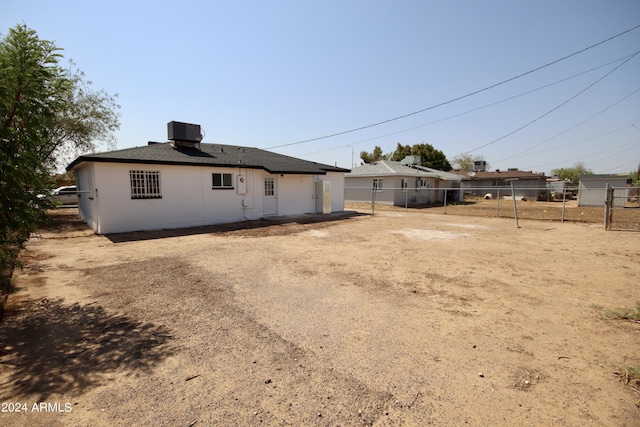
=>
[345,185,640,230]
[605,185,640,231]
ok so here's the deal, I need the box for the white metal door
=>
[263,177,277,216]
[302,176,315,213]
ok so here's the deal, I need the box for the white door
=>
[301,176,316,213]
[263,177,277,216]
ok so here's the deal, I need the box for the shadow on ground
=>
[105,211,368,243]
[0,297,175,400]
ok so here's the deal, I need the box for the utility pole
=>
[352,146,354,169]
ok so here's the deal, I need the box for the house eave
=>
[67,156,347,175]
[67,156,263,171]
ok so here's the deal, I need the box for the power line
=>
[581,138,640,167]
[527,137,640,170]
[265,23,640,150]
[507,125,633,158]
[301,53,639,158]
[463,51,639,154]
[582,141,640,173]
[495,86,640,162]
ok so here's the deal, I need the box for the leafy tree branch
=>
[1,23,120,298]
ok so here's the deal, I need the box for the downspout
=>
[95,187,100,234]
[242,168,248,221]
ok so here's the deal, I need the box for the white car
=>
[53,186,78,205]
[38,186,78,205]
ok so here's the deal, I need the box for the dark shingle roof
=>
[67,142,350,175]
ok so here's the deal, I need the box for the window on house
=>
[264,177,275,196]
[129,170,161,199]
[417,178,431,189]
[212,173,233,189]
[373,178,383,192]
[401,178,408,192]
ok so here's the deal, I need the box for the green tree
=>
[360,145,388,163]
[451,153,489,171]
[629,165,639,185]
[44,63,119,170]
[390,142,452,171]
[551,162,592,184]
[1,24,119,293]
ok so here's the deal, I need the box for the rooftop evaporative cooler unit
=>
[168,121,203,143]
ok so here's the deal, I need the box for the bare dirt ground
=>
[1,205,639,426]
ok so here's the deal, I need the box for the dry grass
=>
[615,364,640,388]
[606,302,640,322]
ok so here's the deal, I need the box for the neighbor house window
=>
[129,170,161,199]
[416,178,427,189]
[212,173,233,189]
[373,178,383,192]
[401,178,408,192]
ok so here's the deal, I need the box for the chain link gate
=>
[604,185,640,231]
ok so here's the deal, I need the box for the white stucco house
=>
[345,157,462,206]
[66,123,350,234]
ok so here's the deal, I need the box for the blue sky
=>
[4,1,640,175]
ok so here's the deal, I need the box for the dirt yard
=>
[1,206,639,426]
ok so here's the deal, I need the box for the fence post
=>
[371,186,376,216]
[504,179,520,228]
[510,180,520,228]
[608,186,615,230]
[561,188,566,222]
[443,188,447,214]
[405,186,408,212]
[603,184,610,230]
[496,188,500,217]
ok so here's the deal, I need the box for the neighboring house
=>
[450,168,548,200]
[578,174,631,207]
[66,122,350,234]
[344,157,462,206]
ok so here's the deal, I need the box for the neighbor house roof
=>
[346,161,462,181]
[450,169,546,181]
[67,142,350,175]
[578,174,630,182]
